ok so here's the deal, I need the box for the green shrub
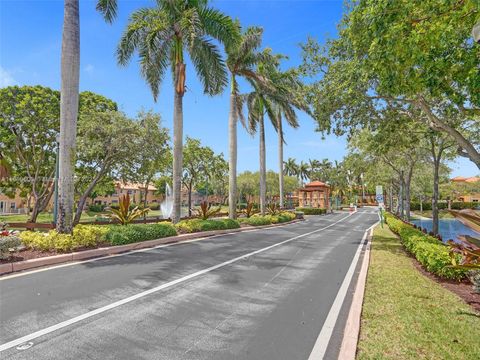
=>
[105,223,177,245]
[73,225,109,247]
[19,225,109,253]
[295,207,327,215]
[175,218,240,233]
[409,201,479,211]
[384,213,467,280]
[88,204,105,212]
[0,235,22,259]
[19,223,176,251]
[240,212,295,226]
[20,230,74,252]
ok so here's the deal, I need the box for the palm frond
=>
[189,36,228,95]
[199,7,240,48]
[96,0,117,23]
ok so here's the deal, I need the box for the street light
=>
[53,134,60,224]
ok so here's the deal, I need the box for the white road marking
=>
[308,222,378,360]
[0,212,356,353]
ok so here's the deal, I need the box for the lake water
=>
[411,218,480,243]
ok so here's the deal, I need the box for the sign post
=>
[376,185,384,228]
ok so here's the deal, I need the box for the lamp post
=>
[53,134,60,224]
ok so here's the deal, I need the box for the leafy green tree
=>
[58,0,118,233]
[0,86,60,222]
[124,111,170,211]
[301,0,479,168]
[182,137,226,215]
[74,110,140,224]
[236,170,298,202]
[117,0,238,223]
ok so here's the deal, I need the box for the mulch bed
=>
[410,257,480,313]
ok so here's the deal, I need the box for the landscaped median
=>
[0,213,300,275]
[357,225,480,359]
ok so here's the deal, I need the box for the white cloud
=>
[0,66,16,87]
[84,64,94,74]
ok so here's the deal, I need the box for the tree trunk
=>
[57,0,80,234]
[29,200,40,224]
[277,117,284,208]
[73,167,107,225]
[228,90,237,219]
[399,171,405,218]
[29,188,55,223]
[417,97,480,169]
[432,157,440,235]
[405,165,413,221]
[142,179,151,220]
[188,180,193,217]
[172,67,184,223]
[259,116,266,215]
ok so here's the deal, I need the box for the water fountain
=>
[160,183,173,219]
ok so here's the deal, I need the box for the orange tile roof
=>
[306,181,329,187]
[451,176,480,183]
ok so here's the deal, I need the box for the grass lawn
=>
[0,211,100,224]
[357,226,480,360]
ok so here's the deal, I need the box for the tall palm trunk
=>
[259,116,266,215]
[172,77,184,223]
[57,0,80,234]
[277,117,284,208]
[228,88,237,219]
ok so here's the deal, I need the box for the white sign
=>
[376,185,384,205]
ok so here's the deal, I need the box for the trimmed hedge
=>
[105,223,177,245]
[20,223,176,251]
[240,212,296,226]
[385,213,467,280]
[88,204,106,212]
[20,225,109,252]
[410,201,479,211]
[295,207,327,215]
[175,218,240,233]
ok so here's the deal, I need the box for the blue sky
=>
[0,0,476,177]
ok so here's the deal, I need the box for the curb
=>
[338,225,374,360]
[0,219,304,276]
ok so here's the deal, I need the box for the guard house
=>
[298,181,331,209]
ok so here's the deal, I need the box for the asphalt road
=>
[0,208,378,360]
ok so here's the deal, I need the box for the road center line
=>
[0,212,356,353]
[308,221,378,360]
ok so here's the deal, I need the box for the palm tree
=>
[297,161,310,185]
[284,157,298,177]
[57,0,117,233]
[247,53,306,214]
[273,69,308,208]
[225,26,264,219]
[117,0,238,223]
[308,159,321,179]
